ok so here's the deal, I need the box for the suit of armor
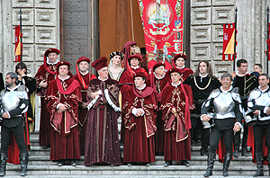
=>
[201,86,243,177]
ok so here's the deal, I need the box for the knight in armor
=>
[201,73,243,177]
[184,60,221,156]
[233,59,258,157]
[0,72,29,177]
[246,74,270,177]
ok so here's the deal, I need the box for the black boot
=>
[20,152,28,177]
[254,153,264,177]
[0,153,7,177]
[203,152,215,177]
[223,153,232,177]
[233,146,239,158]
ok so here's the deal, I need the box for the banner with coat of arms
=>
[137,0,184,61]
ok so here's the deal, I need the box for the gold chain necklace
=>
[193,76,212,90]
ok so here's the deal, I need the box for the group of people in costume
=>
[0,40,269,178]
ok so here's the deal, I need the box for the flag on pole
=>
[267,23,270,61]
[15,25,22,62]
[222,23,236,61]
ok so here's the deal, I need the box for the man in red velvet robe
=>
[150,62,169,155]
[119,54,148,141]
[35,48,60,147]
[47,61,81,166]
[73,56,96,155]
[84,57,121,166]
[161,68,193,167]
[122,71,157,165]
[172,54,193,81]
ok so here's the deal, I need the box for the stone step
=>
[3,164,270,176]
[2,175,270,178]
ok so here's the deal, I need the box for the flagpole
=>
[20,8,23,62]
[233,8,237,71]
[267,6,269,75]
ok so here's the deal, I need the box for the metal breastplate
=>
[213,92,235,119]
[2,91,20,112]
[254,91,270,121]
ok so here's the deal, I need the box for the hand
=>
[2,112,9,119]
[137,109,144,116]
[201,115,210,122]
[172,107,177,113]
[266,107,270,115]
[39,80,48,88]
[253,110,260,116]
[189,104,195,110]
[58,104,66,112]
[232,71,236,79]
[233,124,241,133]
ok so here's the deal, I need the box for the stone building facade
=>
[0,0,269,76]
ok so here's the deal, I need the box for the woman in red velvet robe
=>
[122,71,157,165]
[150,62,169,155]
[84,57,121,166]
[35,48,60,147]
[161,68,193,167]
[47,61,81,166]
[73,56,96,155]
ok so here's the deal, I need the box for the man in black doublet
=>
[233,59,258,157]
[185,61,221,155]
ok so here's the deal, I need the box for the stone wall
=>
[0,0,59,77]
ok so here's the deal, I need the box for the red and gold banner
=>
[222,23,236,61]
[137,0,184,61]
[15,25,22,62]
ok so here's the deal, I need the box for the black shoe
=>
[57,161,63,167]
[164,161,172,167]
[179,160,190,167]
[71,161,77,167]
[0,153,7,177]
[233,150,239,158]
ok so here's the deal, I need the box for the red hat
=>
[56,61,70,71]
[169,68,183,75]
[153,62,165,72]
[44,48,60,57]
[91,57,108,71]
[173,53,187,63]
[134,71,148,81]
[76,56,91,64]
[128,54,143,63]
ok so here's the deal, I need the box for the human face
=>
[16,68,26,76]
[130,58,139,68]
[78,61,89,73]
[154,65,165,76]
[47,52,58,63]
[221,77,232,90]
[97,67,108,79]
[238,63,248,75]
[170,72,181,83]
[175,57,185,68]
[58,65,69,76]
[134,76,145,88]
[111,55,121,65]
[254,65,262,74]
[199,62,208,75]
[5,75,15,87]
[258,75,269,89]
